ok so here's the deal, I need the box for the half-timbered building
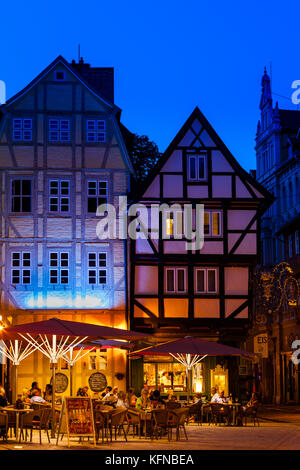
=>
[130,107,273,398]
[0,56,133,396]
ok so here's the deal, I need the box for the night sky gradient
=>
[1,0,300,171]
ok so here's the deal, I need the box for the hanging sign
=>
[88,372,107,392]
[56,397,96,447]
[254,333,268,358]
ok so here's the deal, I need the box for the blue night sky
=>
[1,0,300,171]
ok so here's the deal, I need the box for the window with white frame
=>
[203,211,221,236]
[165,267,187,293]
[88,252,107,285]
[288,235,293,258]
[187,154,207,181]
[86,120,106,143]
[49,180,70,213]
[49,119,70,142]
[11,252,31,285]
[11,179,32,212]
[195,268,218,294]
[87,180,108,213]
[49,252,69,285]
[295,231,300,255]
[13,118,32,141]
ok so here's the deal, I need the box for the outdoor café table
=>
[209,402,242,425]
[0,406,33,441]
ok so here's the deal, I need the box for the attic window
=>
[54,70,66,81]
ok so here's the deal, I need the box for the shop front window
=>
[143,360,187,392]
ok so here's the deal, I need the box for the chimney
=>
[70,58,114,104]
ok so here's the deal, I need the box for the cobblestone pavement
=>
[0,406,299,451]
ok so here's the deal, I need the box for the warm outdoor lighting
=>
[195,380,202,393]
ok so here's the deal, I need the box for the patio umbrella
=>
[130,336,255,402]
[64,340,134,396]
[0,336,37,403]
[2,317,146,437]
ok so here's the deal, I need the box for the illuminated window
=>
[165,267,187,293]
[165,211,184,237]
[11,252,31,285]
[13,118,32,141]
[49,119,70,142]
[49,252,69,285]
[88,252,107,285]
[86,120,106,142]
[11,179,32,212]
[203,211,221,236]
[87,180,108,213]
[195,268,218,293]
[188,154,207,181]
[49,180,70,213]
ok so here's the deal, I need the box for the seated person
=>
[30,389,48,404]
[101,386,112,399]
[76,386,89,397]
[236,392,259,425]
[150,389,165,408]
[0,386,8,407]
[103,386,118,404]
[43,384,53,402]
[126,387,137,406]
[135,388,151,410]
[166,389,176,402]
[29,381,41,398]
[116,391,129,408]
[193,392,202,404]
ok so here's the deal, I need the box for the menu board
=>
[50,373,68,393]
[56,397,96,447]
[88,372,107,392]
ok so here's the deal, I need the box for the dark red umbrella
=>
[2,317,146,436]
[130,336,254,402]
[2,317,145,341]
[130,336,254,357]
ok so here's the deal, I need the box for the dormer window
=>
[54,70,66,81]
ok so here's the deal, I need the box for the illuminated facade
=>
[129,107,272,398]
[0,56,133,396]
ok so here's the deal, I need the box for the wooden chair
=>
[166,408,189,441]
[0,412,8,441]
[109,409,128,442]
[210,403,231,426]
[188,403,202,425]
[94,410,107,443]
[126,409,142,438]
[243,405,260,427]
[19,408,48,444]
[151,409,168,439]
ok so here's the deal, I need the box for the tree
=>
[126,133,161,182]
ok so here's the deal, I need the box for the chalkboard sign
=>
[56,397,96,447]
[88,372,107,392]
[50,373,68,393]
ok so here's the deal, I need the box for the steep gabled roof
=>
[133,106,273,203]
[3,55,120,113]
